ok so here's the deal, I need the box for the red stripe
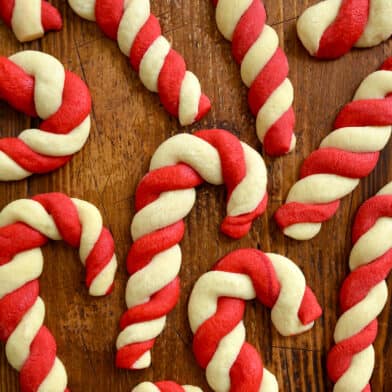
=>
[274,200,340,229]
[155,381,186,392]
[20,326,57,392]
[300,148,379,179]
[40,1,62,32]
[116,339,155,369]
[231,0,265,64]
[94,0,124,40]
[316,0,369,59]
[0,281,39,341]
[0,0,14,26]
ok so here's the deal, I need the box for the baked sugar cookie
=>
[68,0,211,126]
[116,129,268,370]
[297,0,392,59]
[188,249,322,391]
[211,0,296,156]
[0,193,117,392]
[0,0,62,42]
[275,57,392,240]
[327,181,392,391]
[0,50,91,181]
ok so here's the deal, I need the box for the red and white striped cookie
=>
[0,0,62,42]
[297,0,392,59]
[116,129,268,370]
[211,0,296,156]
[274,57,392,240]
[68,0,210,126]
[327,181,392,391]
[0,193,117,392]
[132,381,202,392]
[188,249,322,391]
[0,50,92,181]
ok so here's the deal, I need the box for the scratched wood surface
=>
[1,1,392,391]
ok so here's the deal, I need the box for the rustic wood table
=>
[1,1,391,391]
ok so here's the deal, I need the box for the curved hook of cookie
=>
[327,181,392,391]
[116,129,268,370]
[297,0,392,59]
[0,193,117,392]
[188,248,322,391]
[275,57,392,240]
[0,0,62,42]
[0,50,92,181]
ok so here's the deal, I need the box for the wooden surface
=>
[1,1,391,391]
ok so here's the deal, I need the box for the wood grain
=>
[1,0,391,390]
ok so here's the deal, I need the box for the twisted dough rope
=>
[327,181,392,391]
[66,0,210,126]
[297,0,392,59]
[132,381,202,392]
[274,57,392,241]
[116,129,268,370]
[188,249,322,392]
[0,0,62,42]
[0,193,117,392]
[211,0,296,156]
[0,50,91,181]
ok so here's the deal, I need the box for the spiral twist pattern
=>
[0,193,117,392]
[116,129,268,370]
[0,0,62,42]
[327,181,392,391]
[212,0,296,156]
[68,0,210,125]
[132,381,202,392]
[0,50,92,181]
[297,0,392,59]
[275,58,392,240]
[188,249,322,392]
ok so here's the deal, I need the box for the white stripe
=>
[150,134,224,185]
[89,254,117,296]
[240,25,279,87]
[11,0,43,42]
[0,199,61,239]
[18,116,91,156]
[0,249,43,299]
[6,297,45,370]
[139,36,171,92]
[353,71,392,100]
[131,190,196,240]
[9,51,65,119]
[37,357,68,392]
[215,0,253,40]
[286,174,359,204]
[255,78,293,142]
[179,71,202,126]
[227,142,267,216]
[68,0,96,21]
[0,152,31,181]
[117,0,150,56]
[125,245,181,307]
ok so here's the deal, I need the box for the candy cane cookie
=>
[132,381,202,392]
[188,249,322,391]
[297,0,392,59]
[327,181,392,391]
[66,0,210,126]
[0,0,62,42]
[211,0,296,156]
[274,57,392,240]
[0,50,91,181]
[0,193,117,392]
[116,129,268,370]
